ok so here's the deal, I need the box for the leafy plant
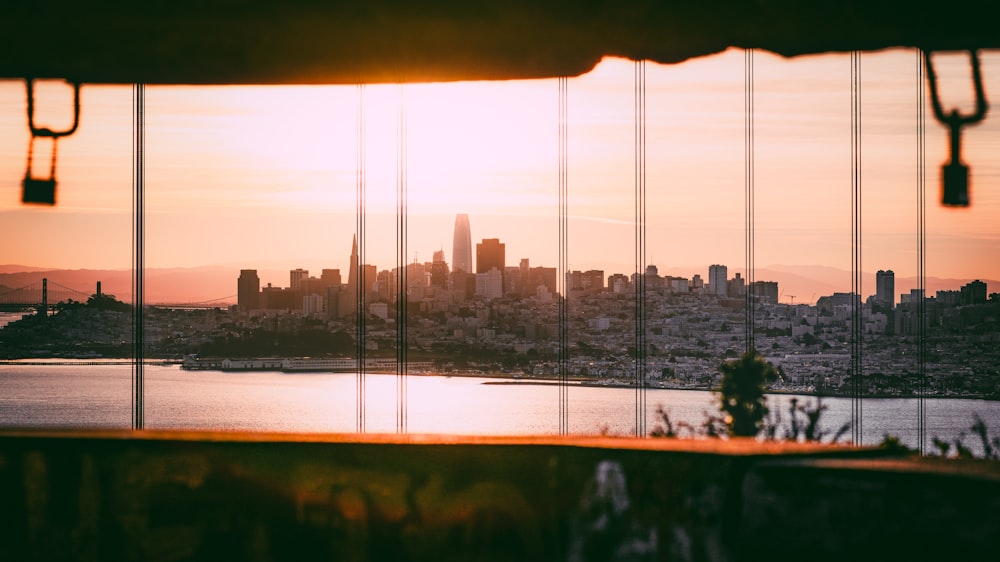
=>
[651,351,849,443]
[929,414,1000,460]
[717,350,778,437]
[762,397,850,443]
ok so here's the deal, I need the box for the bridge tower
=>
[39,278,48,317]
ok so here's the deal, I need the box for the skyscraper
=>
[961,279,987,304]
[289,268,309,290]
[476,238,506,294]
[237,269,260,312]
[750,280,779,304]
[476,237,506,280]
[452,214,473,273]
[348,234,358,292]
[709,264,728,297]
[339,234,359,318]
[876,270,895,308]
[430,250,449,288]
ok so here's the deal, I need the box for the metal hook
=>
[924,50,990,207]
[22,79,82,205]
[26,78,81,138]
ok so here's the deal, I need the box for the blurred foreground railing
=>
[0,431,997,561]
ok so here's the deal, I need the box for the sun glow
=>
[1,51,999,279]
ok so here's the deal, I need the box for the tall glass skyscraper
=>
[452,214,473,273]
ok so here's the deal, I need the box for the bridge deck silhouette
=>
[0,278,92,307]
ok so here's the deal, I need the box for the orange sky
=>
[2,48,999,290]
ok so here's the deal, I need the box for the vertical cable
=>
[558,76,569,435]
[916,48,928,454]
[391,70,408,435]
[356,84,367,433]
[850,51,864,446]
[634,60,648,437]
[131,83,145,431]
[744,49,755,354]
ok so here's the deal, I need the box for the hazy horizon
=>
[1,260,994,306]
[3,49,1000,286]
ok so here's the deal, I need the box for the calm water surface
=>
[2,363,998,453]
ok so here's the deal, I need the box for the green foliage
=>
[649,405,724,439]
[86,293,132,312]
[761,397,850,443]
[878,435,913,454]
[929,414,1000,460]
[648,405,678,438]
[717,350,778,437]
[650,351,849,443]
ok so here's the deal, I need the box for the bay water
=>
[1,362,998,454]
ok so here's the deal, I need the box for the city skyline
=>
[231,226,994,310]
[2,51,999,284]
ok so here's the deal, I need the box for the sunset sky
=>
[2,48,999,293]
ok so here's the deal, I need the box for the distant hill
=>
[0,265,51,274]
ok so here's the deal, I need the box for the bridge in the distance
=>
[0,278,94,311]
[0,278,235,311]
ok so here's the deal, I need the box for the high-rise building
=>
[876,269,895,308]
[567,270,605,294]
[340,235,359,318]
[362,264,378,302]
[429,250,449,289]
[452,214,473,273]
[476,268,504,300]
[961,280,987,305]
[709,264,728,297]
[260,283,297,310]
[519,258,532,297]
[302,294,324,316]
[750,281,779,304]
[237,269,260,312]
[289,268,309,290]
[321,269,342,287]
[670,277,690,293]
[476,238,506,291]
[608,273,630,294]
[504,266,522,296]
[533,266,558,296]
[728,273,745,297]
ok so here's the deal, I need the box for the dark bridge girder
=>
[2,0,999,85]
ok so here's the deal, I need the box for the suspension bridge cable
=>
[396,85,408,434]
[132,83,145,431]
[356,84,367,434]
[558,76,569,435]
[745,49,756,354]
[851,51,863,446]
[917,48,928,454]
[634,59,648,437]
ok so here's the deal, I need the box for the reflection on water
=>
[1,364,998,454]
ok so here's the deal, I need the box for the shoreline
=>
[471,375,1000,401]
[1,359,996,401]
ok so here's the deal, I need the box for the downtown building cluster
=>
[236,216,788,318]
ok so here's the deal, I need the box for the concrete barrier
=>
[0,431,996,561]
